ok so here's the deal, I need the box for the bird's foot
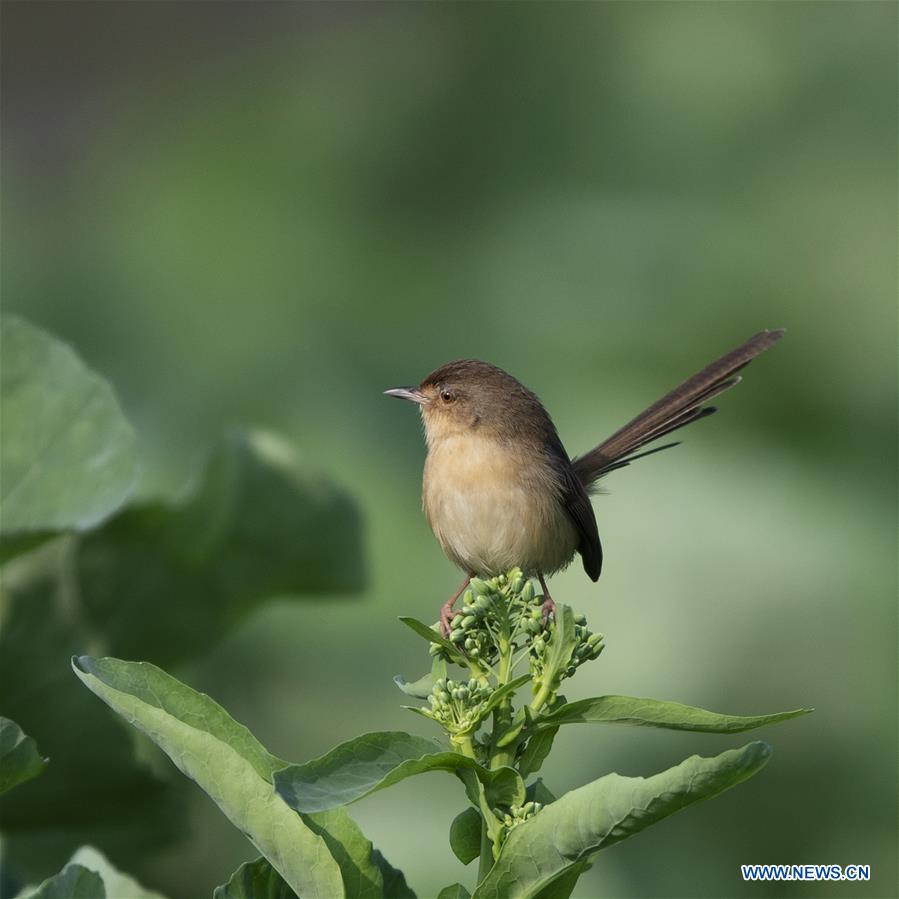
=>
[540,597,556,627]
[439,600,457,638]
[439,575,472,638]
[538,573,555,628]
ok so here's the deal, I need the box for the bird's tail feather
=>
[572,329,784,487]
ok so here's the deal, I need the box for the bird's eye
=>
[440,389,455,403]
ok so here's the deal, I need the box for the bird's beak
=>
[383,386,427,404]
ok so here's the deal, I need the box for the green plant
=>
[1,315,811,898]
[57,569,806,899]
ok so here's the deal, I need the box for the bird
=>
[385,329,784,634]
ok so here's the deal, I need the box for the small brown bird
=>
[385,330,784,633]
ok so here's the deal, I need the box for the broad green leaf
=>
[15,864,104,899]
[436,886,471,899]
[0,570,185,867]
[372,851,417,899]
[537,695,813,733]
[0,717,46,796]
[72,656,344,899]
[473,742,772,899]
[68,847,167,899]
[274,731,524,813]
[0,316,137,546]
[214,858,295,899]
[213,815,409,899]
[77,428,364,665]
[449,807,482,865]
[302,808,385,899]
[530,862,590,899]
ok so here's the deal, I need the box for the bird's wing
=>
[546,434,603,582]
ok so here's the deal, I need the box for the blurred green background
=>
[2,2,896,897]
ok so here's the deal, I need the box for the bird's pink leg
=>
[440,575,472,637]
[538,573,556,626]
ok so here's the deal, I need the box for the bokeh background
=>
[2,2,896,897]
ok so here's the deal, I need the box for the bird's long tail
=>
[572,329,784,487]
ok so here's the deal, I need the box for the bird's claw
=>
[541,597,556,628]
[439,601,456,638]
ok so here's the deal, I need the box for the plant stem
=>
[529,680,553,715]
[477,823,493,882]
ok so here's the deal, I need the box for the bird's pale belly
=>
[422,435,579,576]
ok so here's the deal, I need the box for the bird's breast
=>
[422,433,578,576]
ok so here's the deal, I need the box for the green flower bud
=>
[461,615,477,628]
[449,628,465,642]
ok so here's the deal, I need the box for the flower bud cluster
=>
[443,569,543,665]
[420,677,494,736]
[569,613,605,671]
[530,612,604,703]
[493,800,544,854]
[499,799,543,828]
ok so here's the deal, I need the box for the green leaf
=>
[436,886,471,899]
[398,617,466,665]
[0,570,185,866]
[212,814,409,899]
[481,675,532,717]
[67,847,167,899]
[0,717,46,796]
[530,862,590,899]
[524,779,556,806]
[274,731,524,813]
[396,656,448,699]
[517,701,565,779]
[302,808,385,899]
[72,656,344,899]
[473,742,773,899]
[0,316,137,548]
[394,674,434,699]
[517,728,557,779]
[77,427,364,665]
[537,695,813,733]
[372,851,417,899]
[449,807,481,865]
[15,864,105,899]
[533,607,577,702]
[214,858,296,899]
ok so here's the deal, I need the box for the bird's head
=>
[384,360,549,447]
